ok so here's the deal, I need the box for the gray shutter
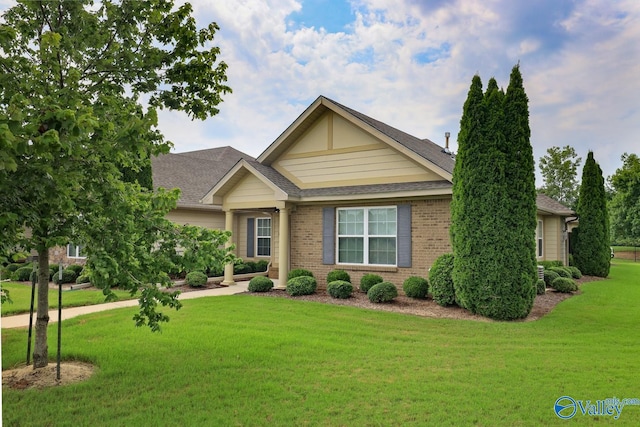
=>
[397,204,412,267]
[247,218,255,257]
[322,207,335,265]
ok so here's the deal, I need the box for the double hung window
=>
[337,207,397,265]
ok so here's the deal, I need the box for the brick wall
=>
[48,246,86,267]
[290,198,452,292]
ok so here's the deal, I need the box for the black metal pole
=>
[57,276,62,380]
[26,264,36,365]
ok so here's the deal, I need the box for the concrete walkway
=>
[0,281,250,329]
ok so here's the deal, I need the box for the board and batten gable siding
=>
[223,173,275,210]
[272,112,441,189]
[291,198,451,291]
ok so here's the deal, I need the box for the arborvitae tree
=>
[452,66,537,320]
[574,151,611,277]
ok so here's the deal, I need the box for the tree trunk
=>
[33,248,50,369]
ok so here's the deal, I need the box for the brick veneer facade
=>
[48,246,86,267]
[290,197,452,291]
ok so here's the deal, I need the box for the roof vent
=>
[442,132,451,154]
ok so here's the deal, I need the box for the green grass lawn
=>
[611,245,639,252]
[2,260,639,426]
[1,282,137,316]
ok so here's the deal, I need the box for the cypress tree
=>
[574,151,610,277]
[451,75,486,311]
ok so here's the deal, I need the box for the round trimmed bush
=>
[66,264,84,275]
[244,262,257,273]
[12,266,33,281]
[76,274,91,285]
[6,263,24,273]
[207,266,224,277]
[543,270,560,287]
[549,266,572,278]
[186,271,208,287]
[568,266,582,279]
[255,260,269,272]
[429,253,456,306]
[234,263,252,274]
[360,273,383,293]
[327,269,350,283]
[403,276,429,299]
[287,269,314,280]
[53,269,78,285]
[327,280,353,299]
[551,277,578,293]
[367,281,398,303]
[248,276,274,292]
[536,278,546,295]
[286,276,317,296]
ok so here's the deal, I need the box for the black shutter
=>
[247,218,255,257]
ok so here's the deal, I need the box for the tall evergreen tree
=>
[574,151,611,277]
[451,66,536,320]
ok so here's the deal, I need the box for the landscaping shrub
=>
[367,281,398,303]
[12,266,33,281]
[538,260,563,269]
[543,270,560,287]
[429,253,456,306]
[207,266,224,277]
[568,266,582,279]
[286,276,317,296]
[359,273,383,293]
[53,269,78,285]
[248,276,273,292]
[186,271,208,287]
[255,260,269,272]
[549,266,572,278]
[76,274,91,285]
[234,263,252,275]
[403,276,429,299]
[327,269,351,283]
[244,261,258,273]
[536,278,546,295]
[66,264,85,275]
[6,263,24,273]
[0,266,9,279]
[327,280,353,299]
[551,277,578,293]
[287,269,314,280]
[48,264,60,280]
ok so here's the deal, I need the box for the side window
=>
[256,218,271,257]
[67,243,86,259]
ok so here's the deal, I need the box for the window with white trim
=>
[337,207,397,265]
[536,220,543,258]
[67,243,86,259]
[256,218,271,257]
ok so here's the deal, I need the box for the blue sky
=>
[3,0,638,183]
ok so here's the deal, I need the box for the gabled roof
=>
[152,146,253,210]
[258,96,455,179]
[536,194,575,216]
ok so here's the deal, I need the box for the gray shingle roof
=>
[536,194,574,216]
[152,146,253,208]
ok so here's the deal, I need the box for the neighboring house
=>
[535,194,575,266]
[199,96,575,287]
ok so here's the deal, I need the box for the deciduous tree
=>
[0,0,233,368]
[608,153,640,245]
[538,146,582,209]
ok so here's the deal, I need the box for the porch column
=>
[222,209,236,286]
[278,207,289,286]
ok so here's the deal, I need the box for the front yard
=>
[2,260,639,426]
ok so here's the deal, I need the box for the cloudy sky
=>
[3,0,638,182]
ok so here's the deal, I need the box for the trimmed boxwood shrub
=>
[551,277,578,293]
[403,276,429,299]
[568,266,582,279]
[360,273,383,293]
[327,280,353,299]
[12,266,33,281]
[76,274,91,285]
[255,260,269,272]
[287,269,314,280]
[543,270,560,287]
[248,276,273,292]
[286,276,317,296]
[207,266,224,277]
[327,269,350,283]
[367,281,398,303]
[429,253,456,306]
[234,263,252,274]
[6,263,24,273]
[549,266,572,278]
[536,278,546,295]
[244,261,258,273]
[186,271,208,287]
[53,269,78,285]
[66,264,84,275]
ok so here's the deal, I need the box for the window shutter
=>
[247,218,255,258]
[322,207,335,265]
[397,204,412,267]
